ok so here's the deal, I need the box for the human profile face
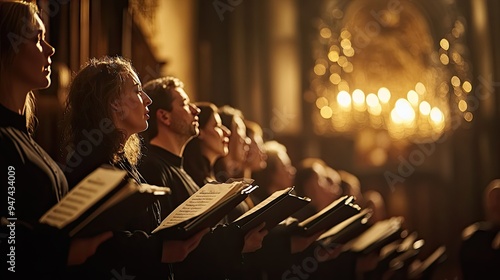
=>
[168,87,200,140]
[10,13,55,92]
[113,72,152,138]
[246,133,267,172]
[228,116,250,165]
[200,112,231,162]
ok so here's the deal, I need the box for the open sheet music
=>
[39,165,170,237]
[152,179,257,239]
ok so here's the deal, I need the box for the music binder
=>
[39,165,171,237]
[317,208,373,246]
[347,216,405,255]
[296,195,361,236]
[232,186,311,234]
[152,179,258,240]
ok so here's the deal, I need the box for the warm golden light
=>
[329,73,341,84]
[343,48,355,57]
[309,0,472,143]
[430,107,444,124]
[440,38,450,50]
[407,90,419,106]
[395,98,415,123]
[440,54,450,65]
[464,112,473,122]
[337,56,348,67]
[328,51,340,62]
[419,101,431,115]
[369,148,387,166]
[366,93,379,107]
[340,39,351,49]
[368,103,382,116]
[415,82,426,94]
[337,91,351,108]
[320,27,332,38]
[340,29,351,39]
[352,89,365,105]
[390,108,403,124]
[320,106,333,118]
[462,81,472,93]
[316,97,329,109]
[377,87,391,103]
[314,64,326,75]
[451,76,461,87]
[458,100,467,112]
[343,62,354,73]
[338,80,349,91]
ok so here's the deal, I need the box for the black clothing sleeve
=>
[241,224,293,273]
[172,224,245,280]
[459,222,500,280]
[1,104,70,280]
[66,230,167,280]
[0,221,70,280]
[63,144,171,280]
[139,145,247,279]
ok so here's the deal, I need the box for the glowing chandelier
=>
[308,0,472,143]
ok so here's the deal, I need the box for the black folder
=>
[153,180,258,240]
[349,216,406,255]
[40,164,171,237]
[318,208,373,246]
[232,186,311,234]
[296,195,361,236]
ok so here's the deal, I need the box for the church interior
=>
[32,0,500,278]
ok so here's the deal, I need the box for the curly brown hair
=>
[63,56,142,165]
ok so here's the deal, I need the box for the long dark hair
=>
[63,56,141,165]
[0,1,40,134]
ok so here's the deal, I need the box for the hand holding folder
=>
[152,179,258,240]
[39,165,171,237]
